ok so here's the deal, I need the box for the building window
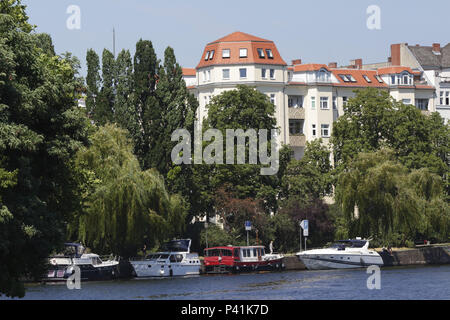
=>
[312,124,316,137]
[320,97,329,109]
[363,75,372,83]
[288,96,303,108]
[209,50,215,60]
[339,74,356,83]
[402,99,411,105]
[391,75,396,85]
[261,68,267,79]
[257,48,265,58]
[289,119,304,135]
[239,68,247,78]
[270,69,275,79]
[447,91,450,105]
[375,75,384,83]
[270,94,276,105]
[416,99,429,110]
[204,51,210,61]
[318,70,329,82]
[222,49,230,58]
[222,69,230,80]
[203,71,206,82]
[321,124,330,137]
[311,96,316,109]
[333,96,337,109]
[342,96,348,106]
[239,48,248,58]
[440,91,444,105]
[265,49,273,59]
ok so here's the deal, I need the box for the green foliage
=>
[85,49,101,116]
[94,49,115,125]
[283,139,332,200]
[69,124,187,258]
[335,149,449,245]
[0,11,90,297]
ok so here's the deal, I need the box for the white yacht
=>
[296,238,384,270]
[130,239,201,277]
[45,243,119,281]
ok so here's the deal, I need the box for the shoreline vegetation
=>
[0,1,449,298]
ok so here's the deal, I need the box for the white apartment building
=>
[183,32,437,160]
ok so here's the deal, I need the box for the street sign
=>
[245,221,252,231]
[300,219,309,237]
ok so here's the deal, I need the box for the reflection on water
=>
[4,265,450,300]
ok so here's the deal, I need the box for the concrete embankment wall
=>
[380,245,450,267]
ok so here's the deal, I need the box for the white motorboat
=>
[45,243,119,281]
[296,238,384,270]
[130,239,201,277]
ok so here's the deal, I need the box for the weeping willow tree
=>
[69,124,187,257]
[336,149,449,246]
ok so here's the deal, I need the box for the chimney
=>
[292,59,302,65]
[328,62,337,68]
[350,59,363,69]
[432,43,441,53]
[391,44,401,66]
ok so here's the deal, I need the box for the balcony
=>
[288,107,305,119]
[289,134,306,147]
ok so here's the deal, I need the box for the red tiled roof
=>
[196,32,286,69]
[293,64,329,72]
[182,68,196,76]
[377,66,415,75]
[331,69,388,88]
[209,31,271,44]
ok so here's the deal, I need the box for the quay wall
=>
[379,245,450,267]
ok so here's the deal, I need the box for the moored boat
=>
[44,243,119,282]
[203,245,284,274]
[296,238,384,270]
[129,239,201,277]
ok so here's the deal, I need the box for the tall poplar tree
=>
[85,48,101,117]
[95,48,115,125]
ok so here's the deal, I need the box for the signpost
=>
[300,220,309,251]
[245,221,252,246]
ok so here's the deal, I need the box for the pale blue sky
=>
[23,0,450,76]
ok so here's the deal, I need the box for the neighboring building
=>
[182,32,437,160]
[364,43,450,123]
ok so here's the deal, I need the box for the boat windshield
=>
[330,240,367,249]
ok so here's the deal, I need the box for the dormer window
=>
[222,49,230,58]
[257,48,265,58]
[266,49,273,59]
[318,69,329,82]
[209,50,215,60]
[339,74,355,83]
[205,51,210,61]
[374,75,384,83]
[239,48,248,58]
[363,75,372,83]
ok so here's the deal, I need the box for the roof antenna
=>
[113,27,116,57]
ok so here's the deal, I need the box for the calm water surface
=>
[7,265,450,300]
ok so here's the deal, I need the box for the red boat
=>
[203,245,284,274]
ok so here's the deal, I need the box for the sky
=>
[22,0,450,77]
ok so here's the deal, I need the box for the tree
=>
[0,7,90,297]
[335,149,449,246]
[199,85,281,214]
[32,33,55,56]
[331,88,449,191]
[85,49,101,117]
[283,139,332,200]
[132,39,159,169]
[69,124,187,258]
[94,49,115,125]
[114,49,134,130]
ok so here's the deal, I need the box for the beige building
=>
[183,32,436,160]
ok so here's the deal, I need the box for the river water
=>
[7,265,450,300]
